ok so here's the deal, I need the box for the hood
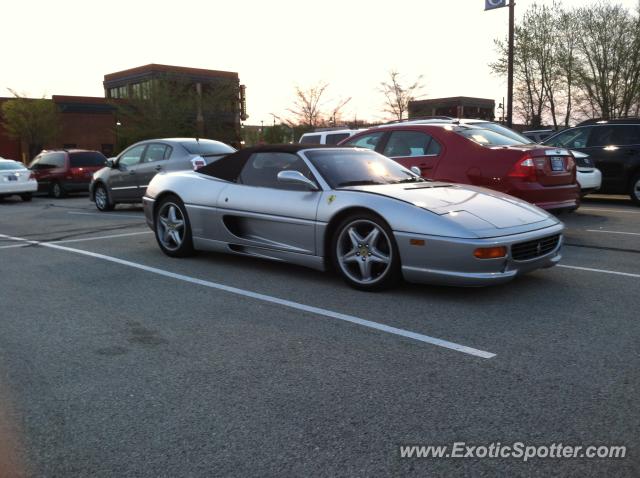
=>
[346,182,552,231]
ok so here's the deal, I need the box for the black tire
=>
[630,173,640,206]
[331,212,401,291]
[94,183,115,211]
[20,193,32,202]
[154,195,194,258]
[49,181,65,199]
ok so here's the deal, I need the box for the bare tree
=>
[574,1,640,119]
[286,83,351,129]
[286,83,328,129]
[379,70,425,121]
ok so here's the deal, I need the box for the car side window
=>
[383,131,436,157]
[587,126,616,147]
[143,144,171,163]
[345,132,384,150]
[300,135,321,145]
[119,145,146,167]
[325,133,350,145]
[546,127,592,148]
[612,125,640,146]
[238,152,316,190]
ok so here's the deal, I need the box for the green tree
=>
[263,124,287,144]
[115,76,241,149]
[1,92,59,160]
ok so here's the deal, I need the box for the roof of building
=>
[409,96,495,105]
[104,63,239,84]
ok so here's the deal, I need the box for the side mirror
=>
[106,158,116,168]
[277,170,318,190]
[410,166,421,176]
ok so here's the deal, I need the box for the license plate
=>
[550,157,564,172]
[7,175,17,181]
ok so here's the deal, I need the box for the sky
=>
[1,0,637,126]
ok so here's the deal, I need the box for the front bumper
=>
[143,196,155,228]
[396,223,564,286]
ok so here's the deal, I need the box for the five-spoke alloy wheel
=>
[332,213,400,291]
[155,195,194,257]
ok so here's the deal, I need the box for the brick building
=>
[0,96,117,163]
[0,64,246,162]
[409,96,496,120]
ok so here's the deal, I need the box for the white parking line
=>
[558,264,640,278]
[0,233,496,359]
[51,231,152,244]
[68,211,143,219]
[580,207,640,215]
[0,231,152,250]
[586,229,640,236]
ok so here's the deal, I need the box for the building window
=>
[109,88,118,99]
[132,83,141,98]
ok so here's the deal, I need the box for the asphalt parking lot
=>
[0,194,639,477]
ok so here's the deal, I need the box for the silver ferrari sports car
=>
[143,145,564,290]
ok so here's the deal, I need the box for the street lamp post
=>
[506,0,515,127]
[485,0,515,127]
[115,120,121,153]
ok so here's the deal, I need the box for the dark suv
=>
[542,119,640,204]
[29,149,107,198]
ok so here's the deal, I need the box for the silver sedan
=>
[143,145,564,290]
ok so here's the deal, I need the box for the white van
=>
[298,129,363,145]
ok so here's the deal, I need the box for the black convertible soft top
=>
[198,143,345,182]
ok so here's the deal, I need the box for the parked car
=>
[454,119,601,197]
[523,129,557,143]
[90,138,235,211]
[142,145,564,290]
[339,122,580,212]
[0,158,38,201]
[299,129,363,145]
[542,118,640,204]
[29,149,107,198]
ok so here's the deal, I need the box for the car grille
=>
[511,235,561,261]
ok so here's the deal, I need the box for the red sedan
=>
[339,123,579,211]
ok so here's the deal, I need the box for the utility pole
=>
[507,0,515,127]
[485,0,515,127]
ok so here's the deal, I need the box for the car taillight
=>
[27,171,34,180]
[192,159,206,170]
[508,155,537,181]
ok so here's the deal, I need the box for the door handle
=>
[129,170,136,175]
[154,165,163,171]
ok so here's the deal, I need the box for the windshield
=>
[0,161,26,171]
[474,123,533,144]
[304,149,421,188]
[456,128,526,146]
[181,140,236,156]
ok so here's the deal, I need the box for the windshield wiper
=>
[394,177,426,183]
[336,180,385,187]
